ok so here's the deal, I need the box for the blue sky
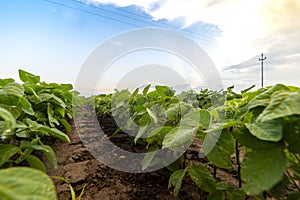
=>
[1,0,300,94]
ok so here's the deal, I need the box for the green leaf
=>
[47,104,59,127]
[162,127,197,151]
[37,93,66,108]
[135,94,147,105]
[25,118,41,128]
[138,113,150,126]
[287,85,300,92]
[168,169,186,196]
[23,84,42,103]
[215,181,233,190]
[215,181,245,200]
[241,148,287,195]
[134,124,149,144]
[0,107,16,135]
[205,121,244,133]
[245,119,283,142]
[142,151,156,171]
[0,144,20,167]
[38,126,70,143]
[283,119,300,153]
[20,141,50,152]
[180,109,211,129]
[131,88,139,98]
[226,189,245,200]
[233,126,282,151]
[58,119,71,133]
[133,105,146,115]
[269,175,290,198]
[15,148,33,164]
[203,130,235,169]
[147,91,159,98]
[199,109,211,128]
[50,94,66,108]
[0,78,15,87]
[209,109,223,123]
[3,82,24,97]
[147,126,172,144]
[257,92,300,122]
[25,155,46,172]
[208,191,225,200]
[38,93,53,102]
[0,167,57,200]
[18,97,34,115]
[41,145,58,168]
[56,106,65,118]
[155,85,175,97]
[165,104,180,123]
[142,147,161,171]
[19,69,40,84]
[23,84,37,95]
[188,165,216,192]
[146,108,158,124]
[59,83,73,91]
[248,84,290,110]
[142,84,151,95]
[77,184,87,200]
[0,94,20,108]
[112,90,131,107]
[288,192,300,200]
[241,85,255,94]
[70,184,76,200]
[0,83,33,115]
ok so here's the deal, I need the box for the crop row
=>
[94,84,300,199]
[0,70,83,199]
[1,69,299,199]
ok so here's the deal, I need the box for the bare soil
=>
[45,108,241,200]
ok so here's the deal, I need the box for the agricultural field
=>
[1,70,300,199]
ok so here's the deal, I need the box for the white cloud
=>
[91,0,300,88]
[88,0,161,12]
[91,0,299,60]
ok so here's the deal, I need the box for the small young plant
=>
[54,176,87,200]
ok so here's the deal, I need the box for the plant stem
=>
[286,170,300,190]
[235,140,242,188]
[294,153,300,163]
[213,165,217,178]
[183,151,187,169]
[263,191,267,199]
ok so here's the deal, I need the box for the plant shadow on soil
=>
[45,115,240,200]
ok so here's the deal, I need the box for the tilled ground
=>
[45,106,240,200]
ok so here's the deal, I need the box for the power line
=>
[71,0,164,27]
[69,0,217,43]
[41,0,192,43]
[42,0,144,29]
[113,6,218,44]
[42,0,217,45]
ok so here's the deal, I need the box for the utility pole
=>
[259,53,267,87]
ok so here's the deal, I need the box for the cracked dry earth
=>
[45,106,239,200]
